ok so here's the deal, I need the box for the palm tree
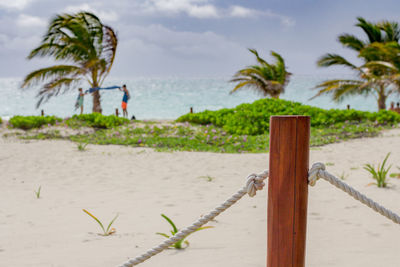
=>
[314,17,400,110]
[230,49,291,98]
[21,12,118,113]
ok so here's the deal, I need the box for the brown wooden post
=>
[347,104,350,110]
[41,110,44,116]
[190,107,193,114]
[267,116,310,267]
[115,108,119,117]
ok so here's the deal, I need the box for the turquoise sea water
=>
[0,75,398,120]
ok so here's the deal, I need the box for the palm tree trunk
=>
[92,90,102,113]
[377,86,387,110]
[91,72,102,113]
[271,94,280,99]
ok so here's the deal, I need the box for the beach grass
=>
[156,214,213,249]
[82,209,118,236]
[364,152,392,187]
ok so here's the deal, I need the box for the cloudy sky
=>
[0,0,399,78]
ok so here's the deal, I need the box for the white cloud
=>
[16,14,46,27]
[0,0,34,10]
[142,0,219,18]
[229,5,295,26]
[0,33,40,51]
[138,1,294,25]
[113,24,250,76]
[64,3,118,22]
[229,5,254,18]
[118,23,248,60]
[263,10,295,27]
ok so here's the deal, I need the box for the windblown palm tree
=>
[21,12,118,113]
[313,17,400,110]
[230,49,291,98]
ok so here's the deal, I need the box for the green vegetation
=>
[156,214,213,249]
[82,209,118,236]
[9,98,398,153]
[177,98,400,135]
[77,142,88,151]
[0,117,2,124]
[21,12,118,112]
[62,120,384,153]
[8,114,128,130]
[9,115,62,130]
[230,49,290,98]
[34,186,42,199]
[364,153,392,187]
[66,114,129,129]
[314,17,400,110]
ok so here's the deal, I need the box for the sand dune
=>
[1,129,400,266]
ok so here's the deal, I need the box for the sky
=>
[1,0,400,78]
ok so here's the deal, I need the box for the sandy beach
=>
[1,129,400,267]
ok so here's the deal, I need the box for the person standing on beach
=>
[119,84,130,118]
[75,88,86,115]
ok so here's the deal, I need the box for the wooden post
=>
[347,104,350,110]
[267,116,310,267]
[41,110,44,116]
[115,108,119,117]
[190,107,193,114]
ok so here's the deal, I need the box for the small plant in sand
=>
[34,186,41,199]
[198,175,215,182]
[364,153,391,188]
[156,214,213,249]
[337,172,348,180]
[77,142,88,151]
[390,166,400,178]
[82,209,118,236]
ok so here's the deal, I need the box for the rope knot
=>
[246,170,268,197]
[308,162,326,186]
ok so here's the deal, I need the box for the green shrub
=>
[177,98,400,135]
[66,113,129,129]
[9,115,62,130]
[0,117,2,124]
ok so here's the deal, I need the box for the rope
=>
[309,162,400,225]
[118,170,269,267]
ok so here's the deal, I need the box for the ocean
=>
[0,75,396,120]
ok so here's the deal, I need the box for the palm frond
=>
[22,65,82,88]
[311,79,365,100]
[338,34,365,51]
[378,21,400,42]
[231,50,289,98]
[356,17,382,43]
[317,54,357,69]
[36,77,80,108]
[248,48,269,66]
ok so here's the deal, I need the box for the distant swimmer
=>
[119,84,130,118]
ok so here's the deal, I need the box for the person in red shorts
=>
[119,84,130,118]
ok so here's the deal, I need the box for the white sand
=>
[1,129,400,267]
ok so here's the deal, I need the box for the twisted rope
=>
[118,170,269,267]
[309,162,400,225]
